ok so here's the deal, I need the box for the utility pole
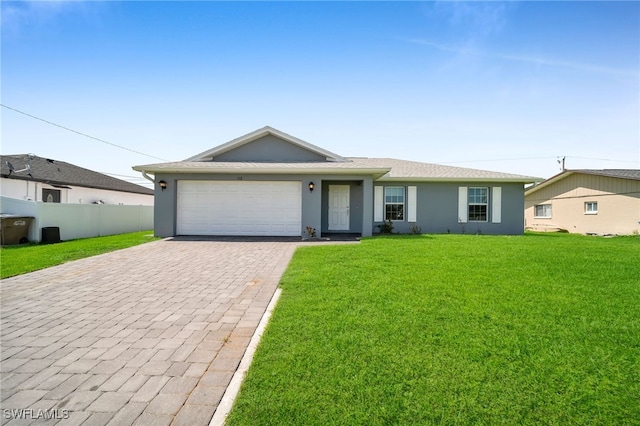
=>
[558,156,566,171]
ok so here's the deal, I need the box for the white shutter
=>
[374,186,384,222]
[458,187,468,223]
[407,186,417,223]
[492,186,502,223]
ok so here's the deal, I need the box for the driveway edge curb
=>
[209,287,283,426]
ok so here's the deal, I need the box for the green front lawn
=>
[227,233,640,425]
[0,231,159,279]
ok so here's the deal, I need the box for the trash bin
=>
[0,215,34,245]
[41,227,61,244]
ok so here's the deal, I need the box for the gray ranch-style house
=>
[133,127,540,238]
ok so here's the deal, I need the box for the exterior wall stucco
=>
[525,174,640,235]
[213,135,327,162]
[154,174,525,238]
[373,182,526,235]
[153,173,375,238]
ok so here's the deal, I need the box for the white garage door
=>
[177,181,302,236]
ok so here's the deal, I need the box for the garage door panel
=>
[177,181,301,236]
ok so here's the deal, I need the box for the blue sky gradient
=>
[2,1,638,187]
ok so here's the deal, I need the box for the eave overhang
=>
[377,176,542,184]
[525,171,572,195]
[133,164,391,179]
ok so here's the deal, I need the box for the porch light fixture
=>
[158,180,167,191]
[308,182,315,192]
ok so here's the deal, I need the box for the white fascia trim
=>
[376,177,542,184]
[134,167,391,176]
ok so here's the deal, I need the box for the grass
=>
[0,231,159,279]
[227,233,640,425]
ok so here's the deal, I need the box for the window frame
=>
[534,204,552,219]
[384,186,405,221]
[584,201,598,215]
[467,187,488,222]
[42,188,61,203]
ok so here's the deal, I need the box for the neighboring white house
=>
[1,154,154,243]
[1,154,154,205]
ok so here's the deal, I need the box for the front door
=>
[328,185,350,231]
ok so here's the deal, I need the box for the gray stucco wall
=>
[152,173,375,238]
[153,175,525,238]
[372,182,526,235]
[213,135,327,162]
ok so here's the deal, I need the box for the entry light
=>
[309,182,315,192]
[159,180,167,191]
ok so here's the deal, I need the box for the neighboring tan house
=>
[525,169,640,235]
[1,154,154,205]
[134,126,539,238]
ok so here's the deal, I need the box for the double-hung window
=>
[468,187,488,222]
[534,204,552,218]
[384,187,405,221]
[584,202,598,214]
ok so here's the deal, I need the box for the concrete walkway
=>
[0,238,305,425]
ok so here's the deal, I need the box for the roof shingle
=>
[1,154,154,195]
[575,169,640,180]
[349,158,540,181]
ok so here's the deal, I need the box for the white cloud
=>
[1,1,98,36]
[433,1,514,36]
[404,38,639,79]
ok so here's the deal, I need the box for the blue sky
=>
[2,1,638,188]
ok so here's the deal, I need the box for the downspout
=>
[141,171,155,184]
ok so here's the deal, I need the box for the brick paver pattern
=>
[1,239,299,425]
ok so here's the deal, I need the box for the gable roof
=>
[185,126,346,162]
[1,154,154,195]
[526,169,640,195]
[133,127,541,183]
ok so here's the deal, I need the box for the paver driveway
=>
[0,238,299,425]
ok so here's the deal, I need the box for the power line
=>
[103,172,150,180]
[103,173,153,188]
[1,104,169,162]
[441,155,638,165]
[101,172,153,186]
[441,156,557,164]
[568,156,638,164]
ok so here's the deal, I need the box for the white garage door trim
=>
[177,180,302,236]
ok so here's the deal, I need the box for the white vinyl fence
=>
[1,196,154,243]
